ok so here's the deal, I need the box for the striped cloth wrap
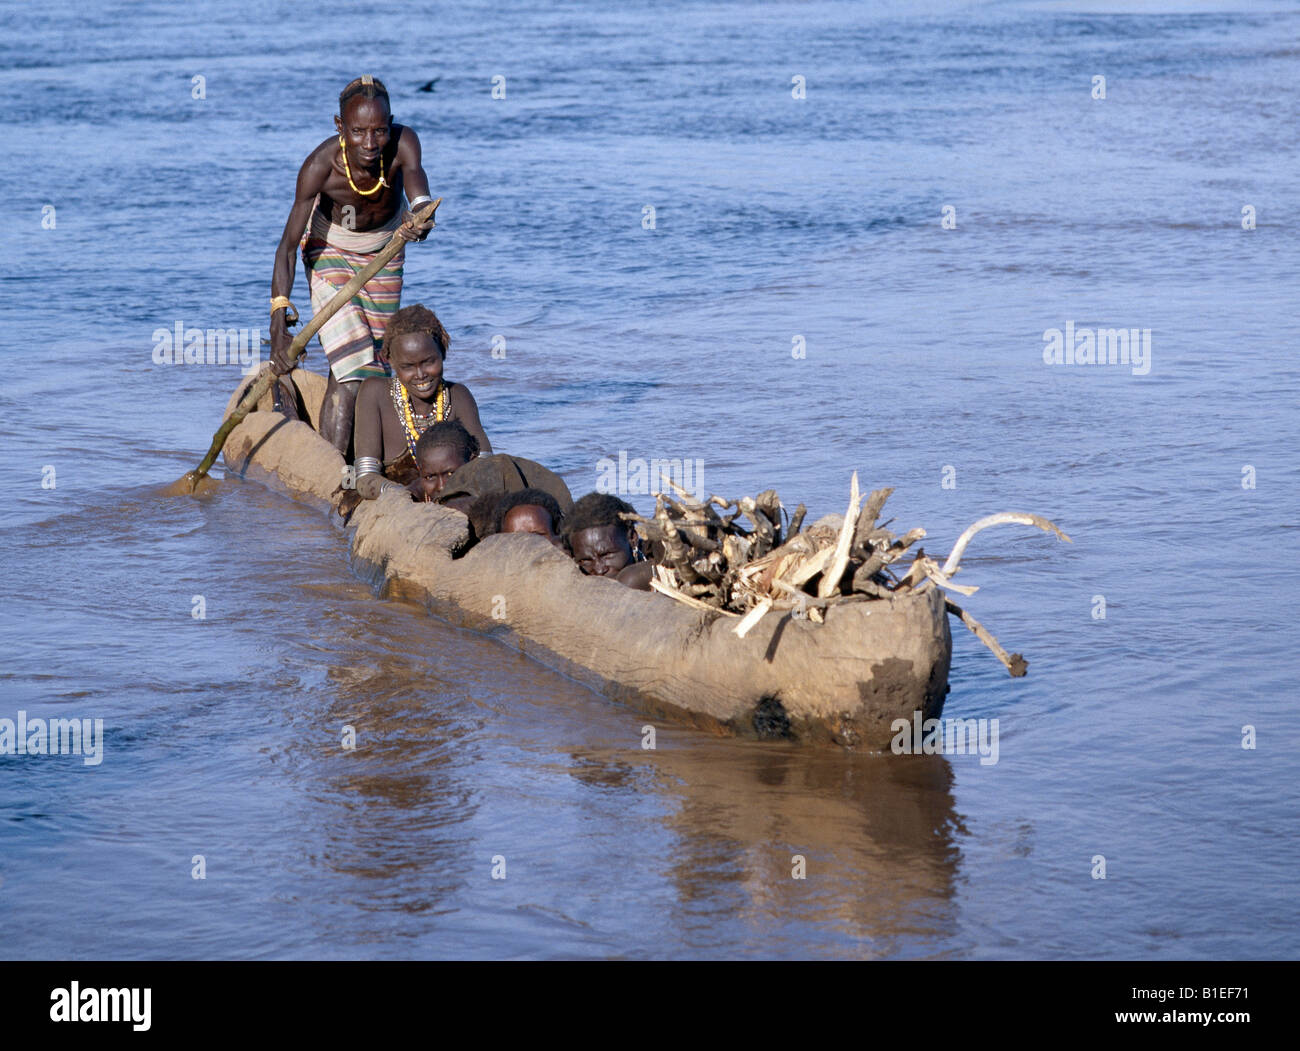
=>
[301,204,405,383]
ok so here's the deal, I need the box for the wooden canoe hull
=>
[221,371,952,747]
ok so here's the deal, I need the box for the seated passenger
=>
[351,304,491,499]
[408,421,480,502]
[563,492,653,590]
[492,489,565,548]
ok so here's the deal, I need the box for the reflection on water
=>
[652,746,960,956]
[295,569,965,957]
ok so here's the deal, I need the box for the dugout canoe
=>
[220,369,952,748]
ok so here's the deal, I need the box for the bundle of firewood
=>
[623,474,1070,677]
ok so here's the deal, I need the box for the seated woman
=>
[352,304,491,499]
[408,421,480,502]
[562,493,653,590]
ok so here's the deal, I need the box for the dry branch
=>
[626,474,1065,676]
[945,599,1027,677]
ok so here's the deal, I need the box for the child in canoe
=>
[488,489,565,549]
[406,422,574,528]
[352,304,491,499]
[408,421,481,502]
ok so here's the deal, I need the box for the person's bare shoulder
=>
[394,124,422,163]
[448,380,476,408]
[303,137,339,175]
[617,562,655,590]
[291,138,338,200]
[357,375,388,407]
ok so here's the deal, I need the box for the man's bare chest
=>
[318,164,405,229]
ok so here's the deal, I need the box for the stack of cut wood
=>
[623,473,1070,677]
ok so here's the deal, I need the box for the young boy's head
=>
[563,493,638,577]
[494,489,564,547]
[409,421,479,501]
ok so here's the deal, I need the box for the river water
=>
[1,0,1297,959]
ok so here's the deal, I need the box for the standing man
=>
[268,75,437,453]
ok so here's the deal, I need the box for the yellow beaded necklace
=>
[338,134,390,197]
[393,379,449,457]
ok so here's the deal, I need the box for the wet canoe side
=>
[221,371,951,747]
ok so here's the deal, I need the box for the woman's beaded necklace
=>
[391,378,449,457]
